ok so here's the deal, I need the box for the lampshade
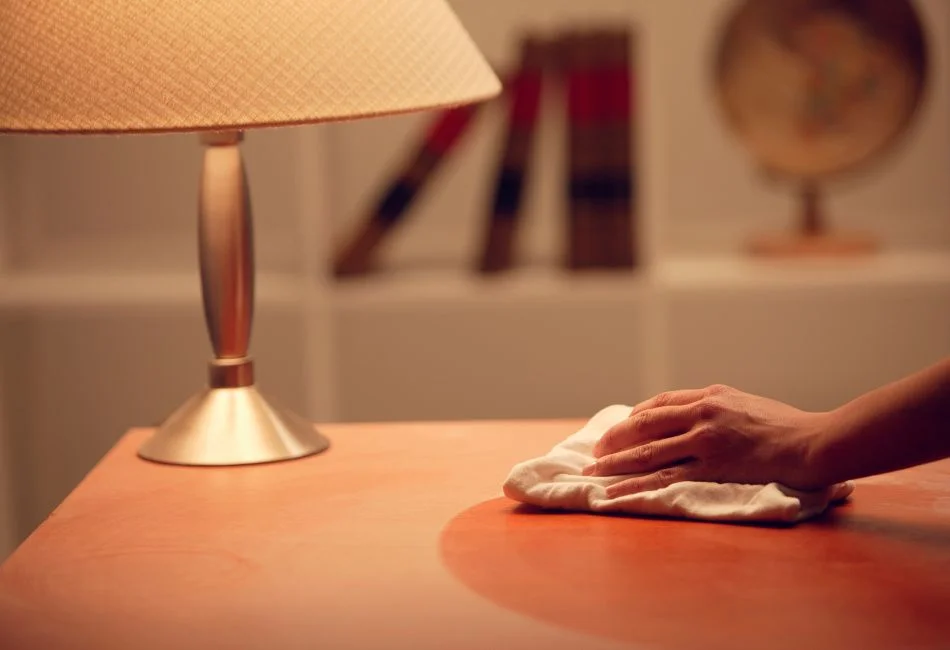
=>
[0,0,501,134]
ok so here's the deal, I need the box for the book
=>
[599,27,637,268]
[476,36,546,274]
[332,101,482,278]
[331,26,640,277]
[562,31,601,269]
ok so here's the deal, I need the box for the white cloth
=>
[503,404,854,524]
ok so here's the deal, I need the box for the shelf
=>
[656,251,950,292]
[0,271,306,309]
[332,266,650,310]
[3,251,946,312]
[331,250,950,311]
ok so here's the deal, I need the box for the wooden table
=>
[0,421,948,650]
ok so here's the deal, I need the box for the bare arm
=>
[585,357,950,497]
[807,356,950,486]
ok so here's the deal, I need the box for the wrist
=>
[807,405,859,488]
[787,410,839,490]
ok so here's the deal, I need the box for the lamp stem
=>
[136,130,330,466]
[800,181,823,237]
[198,130,255,388]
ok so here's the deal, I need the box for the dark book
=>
[587,29,614,268]
[476,36,546,274]
[332,102,482,278]
[562,31,601,270]
[601,28,637,269]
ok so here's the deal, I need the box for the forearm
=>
[806,357,950,485]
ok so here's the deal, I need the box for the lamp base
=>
[138,385,330,466]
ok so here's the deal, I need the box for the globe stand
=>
[747,182,877,257]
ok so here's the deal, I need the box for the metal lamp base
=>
[137,130,330,467]
[139,384,330,466]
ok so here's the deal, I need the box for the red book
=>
[598,28,637,269]
[562,31,601,270]
[332,102,483,278]
[476,36,546,274]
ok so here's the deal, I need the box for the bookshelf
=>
[1,0,949,555]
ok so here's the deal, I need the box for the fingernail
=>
[582,464,596,476]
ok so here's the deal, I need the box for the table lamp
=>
[0,1,500,466]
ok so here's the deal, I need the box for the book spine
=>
[332,103,481,278]
[477,37,546,274]
[588,29,615,268]
[602,28,637,269]
[564,32,600,270]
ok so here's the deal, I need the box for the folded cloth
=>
[503,404,853,524]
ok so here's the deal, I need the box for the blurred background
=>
[0,0,947,558]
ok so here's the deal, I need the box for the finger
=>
[604,463,699,498]
[628,388,706,417]
[594,403,703,457]
[584,433,695,477]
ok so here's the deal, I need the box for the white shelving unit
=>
[1,0,948,557]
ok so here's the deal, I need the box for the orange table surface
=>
[0,420,948,650]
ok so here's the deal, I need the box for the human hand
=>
[583,384,828,498]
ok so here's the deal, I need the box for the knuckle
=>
[695,425,737,460]
[652,391,674,408]
[695,398,722,421]
[629,478,649,494]
[595,456,617,475]
[598,421,632,455]
[631,410,653,432]
[606,478,636,498]
[599,421,626,449]
[655,467,680,486]
[705,383,731,396]
[596,430,617,455]
[629,444,654,469]
[598,444,655,476]
[691,424,720,449]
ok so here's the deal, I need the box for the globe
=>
[713,0,929,256]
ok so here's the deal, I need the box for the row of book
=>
[332,26,639,278]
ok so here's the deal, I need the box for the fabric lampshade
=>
[0,0,501,134]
